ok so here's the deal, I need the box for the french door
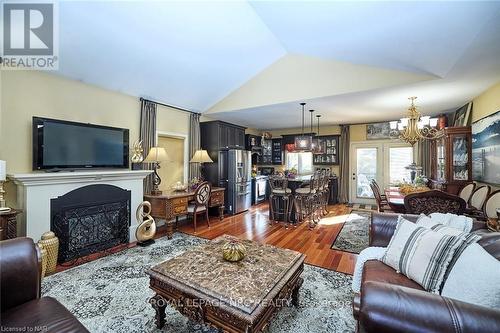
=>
[350,141,414,204]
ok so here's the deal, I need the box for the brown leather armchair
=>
[353,212,500,333]
[0,238,89,333]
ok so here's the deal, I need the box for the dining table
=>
[384,187,407,213]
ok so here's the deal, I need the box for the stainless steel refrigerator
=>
[220,150,252,215]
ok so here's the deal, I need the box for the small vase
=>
[38,231,59,275]
[222,240,246,262]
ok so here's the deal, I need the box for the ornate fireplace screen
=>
[51,184,131,263]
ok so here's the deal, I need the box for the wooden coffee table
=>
[146,235,305,333]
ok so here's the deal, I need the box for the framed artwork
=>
[453,102,472,127]
[472,110,500,185]
[366,122,391,140]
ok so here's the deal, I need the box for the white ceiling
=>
[55,1,500,129]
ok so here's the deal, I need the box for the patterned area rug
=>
[331,210,371,254]
[346,203,378,211]
[42,233,355,333]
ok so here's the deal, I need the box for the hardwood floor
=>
[174,203,357,275]
[56,203,358,275]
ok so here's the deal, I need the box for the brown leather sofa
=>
[0,238,89,333]
[353,212,500,333]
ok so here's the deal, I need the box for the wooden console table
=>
[0,209,21,241]
[144,187,225,239]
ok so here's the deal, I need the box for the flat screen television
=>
[33,117,129,170]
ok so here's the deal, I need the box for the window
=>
[356,148,377,198]
[286,152,313,175]
[389,147,414,183]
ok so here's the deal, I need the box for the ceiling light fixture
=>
[294,102,312,151]
[390,97,443,146]
[309,109,316,152]
[313,114,324,154]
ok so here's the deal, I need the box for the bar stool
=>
[319,170,330,216]
[311,171,325,226]
[268,175,293,229]
[294,172,320,229]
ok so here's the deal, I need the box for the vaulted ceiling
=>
[56,1,500,129]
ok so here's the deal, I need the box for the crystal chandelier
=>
[390,97,443,146]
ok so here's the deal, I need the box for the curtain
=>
[416,140,432,177]
[140,99,157,194]
[339,125,350,203]
[189,112,201,181]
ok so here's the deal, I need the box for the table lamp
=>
[0,160,9,211]
[190,150,213,181]
[143,147,168,195]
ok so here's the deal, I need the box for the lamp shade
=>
[190,150,213,163]
[144,147,168,163]
[0,160,5,181]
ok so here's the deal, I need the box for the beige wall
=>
[0,71,190,206]
[349,124,367,142]
[157,136,185,191]
[472,81,500,122]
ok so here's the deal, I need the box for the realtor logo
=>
[1,2,58,69]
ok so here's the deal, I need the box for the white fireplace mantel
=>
[8,170,152,242]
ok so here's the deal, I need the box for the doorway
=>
[350,141,414,204]
[157,134,187,192]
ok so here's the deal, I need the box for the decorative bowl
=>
[222,240,246,262]
[171,182,188,191]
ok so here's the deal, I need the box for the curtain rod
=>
[139,97,201,115]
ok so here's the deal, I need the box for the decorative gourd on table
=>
[222,239,246,262]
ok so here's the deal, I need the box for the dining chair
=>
[268,175,293,228]
[483,190,500,220]
[369,180,392,212]
[465,185,491,220]
[404,190,466,215]
[371,179,387,201]
[458,182,476,205]
[187,181,211,233]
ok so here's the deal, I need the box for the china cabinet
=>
[430,126,472,195]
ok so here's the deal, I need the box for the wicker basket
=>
[38,244,48,278]
[38,231,59,275]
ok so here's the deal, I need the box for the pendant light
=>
[313,114,324,154]
[294,103,312,151]
[309,109,316,152]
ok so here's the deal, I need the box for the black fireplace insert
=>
[51,184,131,263]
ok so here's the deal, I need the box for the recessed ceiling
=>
[54,1,500,129]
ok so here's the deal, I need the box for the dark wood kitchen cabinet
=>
[313,135,340,165]
[245,134,261,150]
[201,121,246,151]
[271,139,283,165]
[200,120,246,188]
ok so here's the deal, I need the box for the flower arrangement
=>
[284,168,298,179]
[190,177,201,190]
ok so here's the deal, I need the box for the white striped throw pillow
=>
[382,216,466,293]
